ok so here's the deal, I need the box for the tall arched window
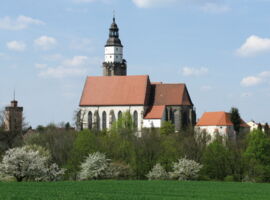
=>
[182,112,189,128]
[94,111,100,131]
[118,111,122,120]
[88,111,92,129]
[165,108,168,121]
[109,110,116,127]
[170,108,175,124]
[133,111,138,128]
[102,111,107,130]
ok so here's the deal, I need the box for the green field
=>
[0,180,270,200]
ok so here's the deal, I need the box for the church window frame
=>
[133,111,138,129]
[94,111,100,131]
[118,111,122,120]
[109,110,116,127]
[102,111,107,130]
[88,111,92,129]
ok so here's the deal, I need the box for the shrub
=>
[106,162,133,179]
[224,175,234,182]
[160,121,175,135]
[146,163,168,180]
[0,146,65,182]
[169,158,203,180]
[79,152,110,180]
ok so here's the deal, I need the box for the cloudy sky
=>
[0,0,270,127]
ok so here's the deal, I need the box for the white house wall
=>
[143,119,162,128]
[196,125,235,140]
[247,121,259,131]
[80,106,145,131]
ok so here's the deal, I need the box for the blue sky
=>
[0,0,270,127]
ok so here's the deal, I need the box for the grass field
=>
[0,180,270,200]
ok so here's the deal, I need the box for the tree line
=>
[1,111,270,182]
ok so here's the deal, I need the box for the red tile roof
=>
[144,105,165,119]
[196,111,249,127]
[150,83,193,106]
[80,75,150,106]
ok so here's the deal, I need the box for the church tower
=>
[103,17,127,76]
[4,99,23,133]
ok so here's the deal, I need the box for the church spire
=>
[103,16,127,76]
[106,16,122,47]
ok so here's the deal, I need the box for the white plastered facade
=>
[80,105,145,131]
[105,46,123,63]
[196,125,235,140]
[143,119,162,128]
[142,112,165,128]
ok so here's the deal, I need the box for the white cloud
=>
[241,71,270,87]
[181,66,208,76]
[6,41,26,51]
[35,63,47,69]
[38,56,91,78]
[259,71,270,78]
[241,76,262,87]
[132,0,177,8]
[63,56,89,67]
[73,0,110,3]
[200,3,230,14]
[73,0,96,2]
[132,0,229,9]
[0,15,44,31]
[236,35,270,57]
[34,36,57,50]
[39,66,87,78]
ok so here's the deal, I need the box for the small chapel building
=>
[79,17,196,133]
[196,111,250,139]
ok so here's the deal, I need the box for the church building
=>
[79,17,196,133]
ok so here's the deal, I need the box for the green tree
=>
[202,137,230,180]
[227,140,246,181]
[258,123,262,131]
[181,128,210,163]
[265,123,270,136]
[132,129,162,179]
[160,121,175,135]
[158,134,181,171]
[230,107,241,134]
[110,112,134,135]
[67,129,100,178]
[244,130,270,182]
[24,128,76,167]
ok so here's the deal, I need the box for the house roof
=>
[80,75,150,106]
[150,83,193,106]
[144,105,165,119]
[196,111,249,127]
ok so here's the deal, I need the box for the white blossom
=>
[169,158,203,180]
[79,152,110,180]
[146,163,168,180]
[0,146,65,182]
